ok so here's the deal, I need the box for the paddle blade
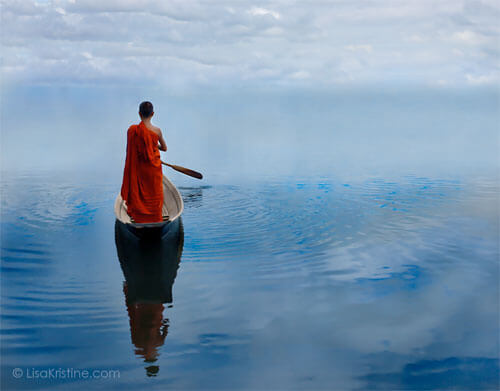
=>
[171,165,203,179]
[162,162,203,179]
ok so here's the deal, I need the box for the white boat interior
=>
[114,175,184,228]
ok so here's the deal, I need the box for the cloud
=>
[451,30,488,45]
[408,34,426,43]
[248,7,281,20]
[290,70,310,80]
[466,72,499,85]
[344,44,373,53]
[1,0,498,88]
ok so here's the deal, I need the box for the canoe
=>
[114,175,184,229]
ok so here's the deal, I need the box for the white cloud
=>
[248,7,280,20]
[290,70,310,80]
[0,0,498,88]
[344,44,373,53]
[466,73,499,85]
[408,34,425,43]
[451,30,488,45]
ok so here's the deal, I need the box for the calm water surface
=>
[1,168,498,390]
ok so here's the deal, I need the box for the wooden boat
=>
[114,175,184,231]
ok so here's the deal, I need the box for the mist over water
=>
[1,86,499,389]
[1,86,498,180]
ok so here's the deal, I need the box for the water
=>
[1,88,499,389]
[1,170,498,390]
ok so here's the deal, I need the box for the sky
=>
[1,0,499,90]
[0,1,498,176]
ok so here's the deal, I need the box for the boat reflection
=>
[114,219,184,377]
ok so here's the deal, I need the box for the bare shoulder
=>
[149,125,162,136]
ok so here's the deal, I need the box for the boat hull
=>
[116,216,181,240]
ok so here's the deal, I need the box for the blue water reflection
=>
[115,218,184,377]
[1,171,498,390]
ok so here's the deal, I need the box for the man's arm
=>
[157,129,167,152]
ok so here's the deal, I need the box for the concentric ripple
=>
[178,175,496,282]
[1,171,498,389]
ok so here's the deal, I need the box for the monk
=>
[123,283,169,374]
[121,101,168,223]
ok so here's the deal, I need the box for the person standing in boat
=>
[121,101,168,223]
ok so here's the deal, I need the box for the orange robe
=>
[121,121,163,223]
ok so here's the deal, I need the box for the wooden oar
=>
[161,161,203,179]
